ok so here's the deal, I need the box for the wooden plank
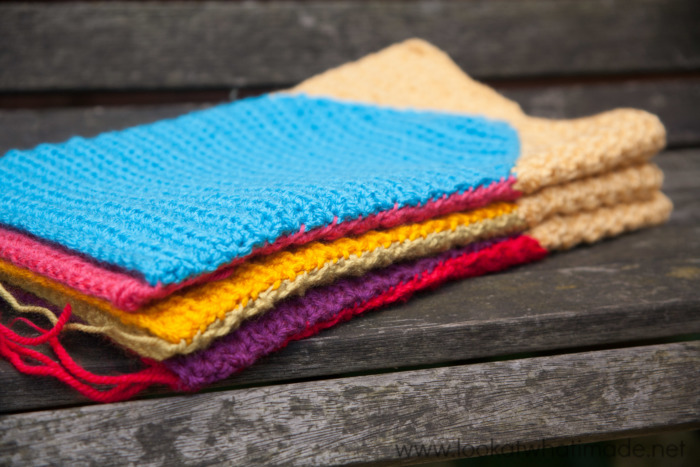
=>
[1,0,699,91]
[500,78,700,149]
[1,149,698,413]
[0,104,206,154]
[1,79,698,152]
[2,342,699,465]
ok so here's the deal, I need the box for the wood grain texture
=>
[2,341,699,465]
[1,0,699,91]
[1,149,698,413]
[0,104,207,153]
[500,78,700,149]
[1,79,698,153]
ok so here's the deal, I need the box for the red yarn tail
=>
[0,302,182,403]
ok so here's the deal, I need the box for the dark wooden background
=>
[0,1,699,465]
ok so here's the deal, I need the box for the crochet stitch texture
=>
[165,236,547,388]
[0,185,671,361]
[292,39,666,193]
[0,203,521,347]
[0,179,518,312]
[0,94,519,286]
[0,39,674,402]
[0,39,672,364]
[0,40,669,316]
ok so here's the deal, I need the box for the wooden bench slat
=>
[0,104,206,154]
[2,341,699,465]
[1,149,698,414]
[1,0,699,91]
[499,79,700,149]
[1,78,698,152]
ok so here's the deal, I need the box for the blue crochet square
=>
[0,94,519,285]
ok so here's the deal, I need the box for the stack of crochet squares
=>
[0,40,671,401]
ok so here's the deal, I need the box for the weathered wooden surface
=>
[2,341,698,465]
[0,104,207,153]
[1,79,698,153]
[1,0,699,91]
[1,149,698,413]
[499,78,700,148]
[0,2,698,464]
